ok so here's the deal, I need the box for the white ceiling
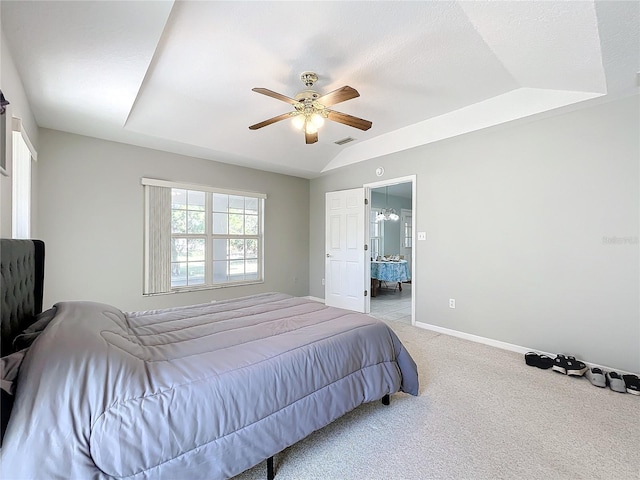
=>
[2,1,638,179]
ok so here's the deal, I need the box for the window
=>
[370,209,383,260]
[143,178,265,295]
[11,119,37,239]
[171,189,206,287]
[403,218,412,249]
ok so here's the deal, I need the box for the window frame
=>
[142,178,266,295]
[370,208,384,260]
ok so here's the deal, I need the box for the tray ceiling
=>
[1,1,638,178]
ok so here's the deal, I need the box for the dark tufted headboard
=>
[1,239,45,356]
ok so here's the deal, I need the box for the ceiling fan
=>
[249,72,372,144]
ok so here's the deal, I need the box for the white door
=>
[400,208,412,279]
[325,188,367,312]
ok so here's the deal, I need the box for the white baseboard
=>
[304,296,325,303]
[415,321,636,376]
[415,321,530,353]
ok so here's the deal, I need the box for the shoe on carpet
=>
[524,352,554,369]
[585,368,606,388]
[605,371,627,393]
[565,356,588,376]
[622,374,640,395]
[552,354,569,374]
[552,354,587,376]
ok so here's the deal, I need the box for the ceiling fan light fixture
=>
[249,71,372,144]
[304,120,318,135]
[310,113,325,128]
[291,114,305,130]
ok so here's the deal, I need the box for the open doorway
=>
[365,176,415,325]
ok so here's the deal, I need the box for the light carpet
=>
[234,321,640,480]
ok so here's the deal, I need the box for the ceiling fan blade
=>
[316,86,360,107]
[305,130,318,144]
[249,112,292,130]
[326,110,372,131]
[252,88,299,105]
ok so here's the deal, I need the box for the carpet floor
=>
[234,320,640,480]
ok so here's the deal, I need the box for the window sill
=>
[144,279,264,296]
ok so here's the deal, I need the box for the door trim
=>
[364,175,416,325]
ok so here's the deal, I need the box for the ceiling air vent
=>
[334,137,355,145]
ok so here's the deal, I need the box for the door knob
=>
[326,253,332,257]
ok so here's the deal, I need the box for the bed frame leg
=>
[382,394,390,405]
[267,456,274,480]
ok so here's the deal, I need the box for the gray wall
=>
[37,129,310,312]
[310,95,639,373]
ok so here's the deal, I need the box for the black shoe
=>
[552,354,587,376]
[565,356,588,376]
[552,354,569,374]
[525,352,554,369]
[623,374,640,395]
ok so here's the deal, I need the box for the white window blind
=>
[142,178,266,295]
[144,185,172,294]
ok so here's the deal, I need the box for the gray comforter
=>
[1,293,418,479]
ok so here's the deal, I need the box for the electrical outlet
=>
[449,298,456,309]
[321,278,325,286]
[418,232,426,241]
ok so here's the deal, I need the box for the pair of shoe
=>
[525,351,554,369]
[524,352,588,375]
[551,354,588,376]
[585,368,640,395]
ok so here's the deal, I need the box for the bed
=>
[0,239,419,480]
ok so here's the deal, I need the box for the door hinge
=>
[364,290,368,297]
[364,198,369,205]
[364,244,368,251]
